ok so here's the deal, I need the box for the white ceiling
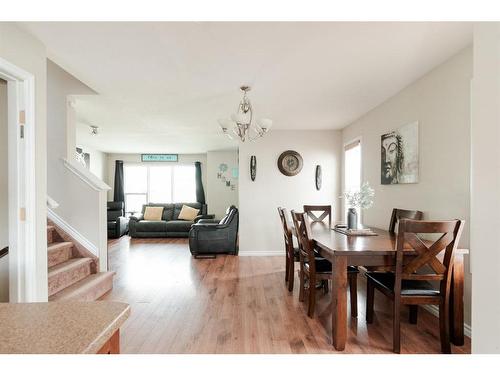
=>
[20,22,472,154]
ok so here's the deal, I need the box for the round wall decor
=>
[277,150,303,176]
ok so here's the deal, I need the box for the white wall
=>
[471,23,500,353]
[47,60,110,269]
[106,153,207,201]
[76,144,107,181]
[341,47,472,326]
[0,79,8,302]
[0,23,48,301]
[239,130,342,255]
[207,149,239,219]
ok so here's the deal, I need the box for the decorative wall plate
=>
[315,165,322,190]
[277,150,303,176]
[250,155,257,181]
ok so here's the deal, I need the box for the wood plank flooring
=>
[101,236,471,354]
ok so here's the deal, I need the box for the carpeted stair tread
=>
[48,258,93,296]
[47,242,73,267]
[49,272,115,301]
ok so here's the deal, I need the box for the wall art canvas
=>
[381,121,419,185]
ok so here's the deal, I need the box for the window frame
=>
[123,162,197,214]
[343,137,362,223]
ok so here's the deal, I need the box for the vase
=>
[347,208,358,230]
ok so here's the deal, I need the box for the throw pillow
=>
[178,205,200,221]
[144,206,164,221]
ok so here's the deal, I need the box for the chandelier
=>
[218,86,272,142]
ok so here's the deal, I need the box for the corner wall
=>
[0,23,48,301]
[207,150,239,219]
[341,47,472,327]
[471,23,500,353]
[238,130,342,255]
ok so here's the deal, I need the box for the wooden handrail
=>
[0,246,8,259]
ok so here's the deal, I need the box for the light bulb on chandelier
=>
[218,86,272,142]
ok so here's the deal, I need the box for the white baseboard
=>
[238,251,284,256]
[47,208,98,256]
[423,305,471,338]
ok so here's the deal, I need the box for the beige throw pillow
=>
[178,205,200,221]
[144,206,164,221]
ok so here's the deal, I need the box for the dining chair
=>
[278,207,298,292]
[291,210,359,318]
[388,208,423,233]
[365,218,465,353]
[303,205,332,228]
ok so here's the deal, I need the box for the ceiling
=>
[20,22,472,154]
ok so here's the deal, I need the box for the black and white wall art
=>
[381,121,419,184]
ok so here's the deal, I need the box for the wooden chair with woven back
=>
[278,207,298,292]
[291,210,359,318]
[303,205,332,228]
[365,218,465,353]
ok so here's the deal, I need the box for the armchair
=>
[107,201,129,239]
[189,205,239,257]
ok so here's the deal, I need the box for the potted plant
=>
[342,182,375,230]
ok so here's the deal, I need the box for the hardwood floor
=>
[101,236,471,354]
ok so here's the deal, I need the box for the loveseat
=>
[129,202,213,238]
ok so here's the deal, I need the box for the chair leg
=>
[285,256,289,283]
[366,279,375,324]
[322,279,329,294]
[393,299,401,354]
[308,276,316,318]
[409,305,418,324]
[439,301,452,354]
[287,260,295,292]
[299,270,305,302]
[349,273,358,318]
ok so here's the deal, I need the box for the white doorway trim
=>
[0,57,37,302]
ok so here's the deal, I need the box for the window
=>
[344,139,361,220]
[124,164,197,213]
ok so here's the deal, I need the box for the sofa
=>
[129,202,213,238]
[189,205,239,257]
[107,201,129,239]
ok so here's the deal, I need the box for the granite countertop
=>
[0,301,130,354]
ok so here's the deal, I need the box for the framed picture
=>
[381,121,419,184]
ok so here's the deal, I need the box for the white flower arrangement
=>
[342,181,375,210]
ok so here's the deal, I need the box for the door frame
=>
[0,57,37,302]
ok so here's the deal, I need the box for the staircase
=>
[47,224,115,301]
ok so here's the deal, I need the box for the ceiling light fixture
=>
[218,86,272,142]
[90,125,99,136]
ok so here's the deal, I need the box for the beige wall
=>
[47,60,108,253]
[238,130,343,255]
[0,79,8,301]
[341,47,472,327]
[106,153,207,201]
[471,23,500,353]
[206,150,239,219]
[0,23,48,301]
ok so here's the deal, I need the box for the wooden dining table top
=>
[309,222,469,256]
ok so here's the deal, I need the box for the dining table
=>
[309,223,468,351]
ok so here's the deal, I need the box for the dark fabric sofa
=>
[189,205,239,256]
[107,201,129,239]
[129,202,213,238]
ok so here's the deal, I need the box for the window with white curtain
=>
[344,139,362,220]
[124,164,196,214]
